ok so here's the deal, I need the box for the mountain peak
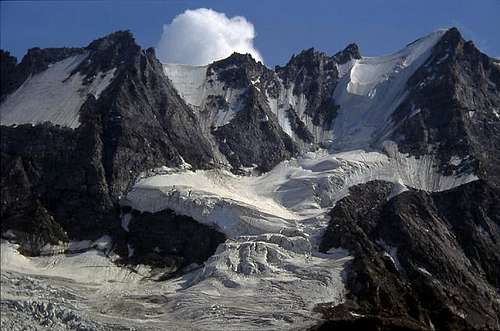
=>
[443,27,463,43]
[429,27,490,63]
[428,27,464,52]
[76,30,141,78]
[207,52,270,89]
[333,43,361,64]
[86,30,136,52]
[287,47,331,65]
[212,52,260,68]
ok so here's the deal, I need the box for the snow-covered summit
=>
[331,29,447,150]
[347,29,446,97]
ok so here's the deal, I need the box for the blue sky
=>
[1,0,499,66]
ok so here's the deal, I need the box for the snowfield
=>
[0,54,116,128]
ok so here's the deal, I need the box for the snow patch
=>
[377,240,402,272]
[336,59,355,78]
[33,235,113,256]
[492,108,500,119]
[387,179,409,201]
[418,267,432,277]
[89,68,116,98]
[2,230,17,239]
[266,80,332,143]
[127,243,135,258]
[449,155,463,166]
[121,213,132,232]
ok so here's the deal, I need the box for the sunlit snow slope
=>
[331,30,447,149]
[163,63,247,128]
[0,54,116,128]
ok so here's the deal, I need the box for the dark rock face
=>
[1,200,68,256]
[273,43,360,132]
[0,31,218,255]
[285,107,315,143]
[164,44,365,172]
[87,44,217,198]
[204,46,361,169]
[317,180,500,331]
[0,50,19,99]
[121,208,226,279]
[76,30,139,81]
[213,87,298,172]
[333,43,361,64]
[0,123,114,246]
[205,53,301,171]
[390,28,500,187]
[277,48,340,128]
[208,52,273,90]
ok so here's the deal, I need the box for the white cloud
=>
[156,8,263,66]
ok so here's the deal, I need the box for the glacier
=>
[2,144,477,330]
[0,29,482,330]
[115,144,477,330]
